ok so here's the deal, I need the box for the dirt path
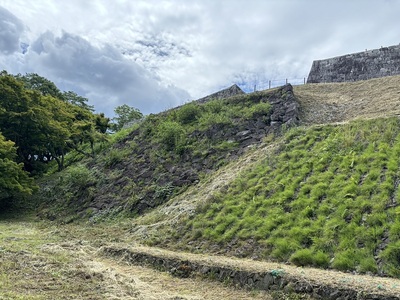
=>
[3,217,400,299]
[91,256,272,300]
[0,219,273,299]
[98,243,400,299]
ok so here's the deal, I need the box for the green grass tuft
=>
[187,117,400,276]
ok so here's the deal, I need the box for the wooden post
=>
[286,78,288,84]
[269,80,271,89]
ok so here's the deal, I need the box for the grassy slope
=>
[127,76,400,278]
[183,117,400,276]
[37,88,282,222]
[33,75,400,282]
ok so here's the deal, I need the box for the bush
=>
[157,121,186,151]
[176,102,201,124]
[313,251,330,268]
[271,239,299,260]
[290,249,314,266]
[331,250,358,271]
[358,257,377,273]
[243,102,272,119]
[197,111,231,128]
[102,148,130,168]
[61,164,95,191]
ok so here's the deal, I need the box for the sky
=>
[0,0,399,117]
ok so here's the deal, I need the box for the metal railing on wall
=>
[252,77,307,92]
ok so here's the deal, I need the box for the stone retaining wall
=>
[100,246,400,300]
[307,44,400,83]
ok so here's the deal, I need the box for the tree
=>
[15,73,64,99]
[111,104,143,131]
[0,72,110,173]
[0,133,35,206]
[62,91,94,111]
[95,113,110,134]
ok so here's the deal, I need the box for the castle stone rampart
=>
[307,44,400,83]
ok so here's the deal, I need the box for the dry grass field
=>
[2,217,400,299]
[294,75,400,124]
[0,218,276,299]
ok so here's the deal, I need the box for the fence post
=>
[304,78,306,84]
[286,78,288,84]
[269,80,271,89]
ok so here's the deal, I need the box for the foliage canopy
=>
[0,132,35,206]
[0,72,110,173]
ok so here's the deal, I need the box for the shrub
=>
[313,251,330,268]
[358,257,377,273]
[154,182,175,200]
[203,100,224,114]
[243,102,272,119]
[271,239,299,260]
[331,250,358,271]
[214,140,239,151]
[289,249,314,266]
[157,121,186,151]
[61,164,95,191]
[102,148,130,168]
[197,111,231,128]
[176,102,201,124]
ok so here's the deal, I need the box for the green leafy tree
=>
[94,113,110,134]
[112,104,143,131]
[0,133,35,206]
[15,73,64,99]
[62,90,94,111]
[0,73,109,172]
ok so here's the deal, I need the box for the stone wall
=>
[101,246,400,300]
[307,44,400,83]
[195,84,245,103]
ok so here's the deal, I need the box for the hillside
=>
[27,75,400,298]
[37,84,299,220]
[295,75,400,124]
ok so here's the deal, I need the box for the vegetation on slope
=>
[38,86,298,221]
[0,71,116,213]
[180,117,400,277]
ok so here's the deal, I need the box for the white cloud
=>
[25,31,190,115]
[1,0,400,114]
[0,6,24,54]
